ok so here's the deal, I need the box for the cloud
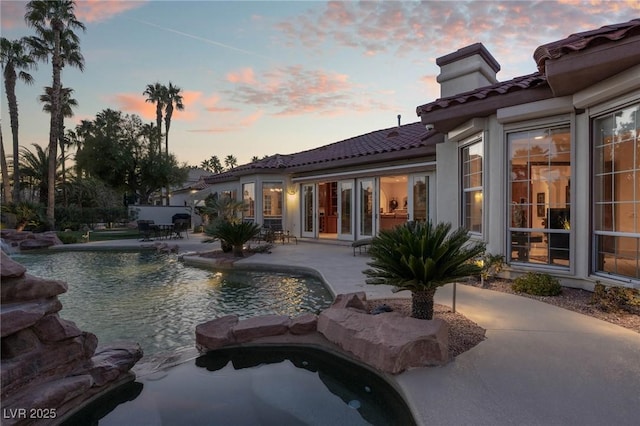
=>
[227,68,257,85]
[227,65,392,116]
[203,95,238,113]
[75,0,148,23]
[110,90,201,121]
[275,1,640,77]
[1,2,24,29]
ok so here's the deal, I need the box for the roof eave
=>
[418,86,554,133]
[544,36,640,96]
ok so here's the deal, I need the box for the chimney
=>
[436,43,500,98]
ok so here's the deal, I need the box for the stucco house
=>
[192,18,638,290]
[417,19,639,289]
[191,120,440,240]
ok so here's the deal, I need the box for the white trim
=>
[291,161,436,182]
[574,65,640,110]
[497,97,574,124]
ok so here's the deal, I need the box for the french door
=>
[357,179,376,239]
[338,180,355,240]
[301,183,316,238]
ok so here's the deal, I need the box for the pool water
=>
[15,251,333,359]
[63,346,417,426]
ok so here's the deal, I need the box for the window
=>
[242,183,255,221]
[593,103,639,280]
[262,182,283,228]
[461,139,483,234]
[508,126,571,267]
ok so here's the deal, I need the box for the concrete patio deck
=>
[55,236,640,425]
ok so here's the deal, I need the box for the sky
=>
[1,0,638,168]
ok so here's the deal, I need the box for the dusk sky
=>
[1,1,638,167]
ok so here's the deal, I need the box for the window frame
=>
[591,101,640,283]
[460,134,484,236]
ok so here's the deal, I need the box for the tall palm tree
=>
[251,156,260,162]
[210,155,224,174]
[39,85,77,206]
[1,125,12,201]
[25,0,85,229]
[363,221,486,320]
[1,36,37,203]
[224,154,237,169]
[163,82,183,158]
[143,82,165,154]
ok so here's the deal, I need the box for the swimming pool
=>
[15,251,333,360]
[63,346,417,426]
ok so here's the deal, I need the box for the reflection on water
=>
[16,251,333,359]
[64,346,416,426]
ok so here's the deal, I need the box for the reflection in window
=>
[359,180,373,237]
[262,182,283,220]
[413,176,428,222]
[593,103,640,280]
[508,126,571,267]
[462,140,483,234]
[242,183,255,220]
[340,182,352,234]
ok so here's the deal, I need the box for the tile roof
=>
[533,18,640,74]
[204,122,432,184]
[416,72,548,116]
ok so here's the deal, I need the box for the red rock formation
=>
[0,252,142,426]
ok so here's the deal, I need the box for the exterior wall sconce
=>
[287,185,298,196]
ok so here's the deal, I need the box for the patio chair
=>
[137,220,154,241]
[172,219,189,239]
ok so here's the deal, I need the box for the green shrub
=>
[591,282,640,314]
[512,272,562,296]
[57,232,79,244]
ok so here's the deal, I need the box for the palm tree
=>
[143,82,165,154]
[224,154,237,169]
[1,36,37,203]
[363,221,486,320]
[163,82,183,158]
[39,85,77,206]
[210,156,224,174]
[19,143,61,204]
[25,0,85,229]
[251,155,260,162]
[1,125,12,201]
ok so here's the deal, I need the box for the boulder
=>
[32,315,82,342]
[88,343,144,387]
[20,239,55,250]
[331,292,368,311]
[0,252,26,278]
[196,315,239,351]
[1,273,68,303]
[289,313,318,335]
[317,307,449,374]
[1,298,63,337]
[232,314,290,343]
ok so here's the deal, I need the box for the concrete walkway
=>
[60,237,640,425]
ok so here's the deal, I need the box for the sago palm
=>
[364,221,485,320]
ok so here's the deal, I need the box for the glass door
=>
[357,179,375,239]
[409,174,431,223]
[301,183,316,238]
[338,180,354,240]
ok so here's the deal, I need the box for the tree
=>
[39,85,77,206]
[163,82,183,158]
[251,156,260,162]
[143,82,165,154]
[363,221,485,320]
[1,36,37,203]
[25,0,85,229]
[224,154,237,169]
[210,156,224,174]
[19,143,62,204]
[0,125,12,201]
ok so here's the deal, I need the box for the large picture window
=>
[462,139,483,234]
[593,103,639,280]
[262,182,283,228]
[242,183,255,221]
[508,126,571,266]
